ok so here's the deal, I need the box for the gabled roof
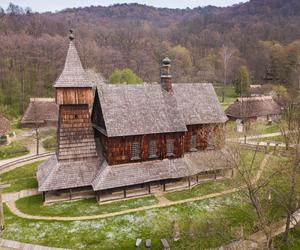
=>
[225,96,282,119]
[54,41,94,88]
[94,83,227,137]
[96,83,187,137]
[21,98,58,125]
[173,83,228,125]
[0,115,10,136]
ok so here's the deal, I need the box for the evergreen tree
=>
[109,68,143,84]
[233,66,250,97]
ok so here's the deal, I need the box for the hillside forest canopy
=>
[1,0,300,117]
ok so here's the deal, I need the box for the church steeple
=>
[54,30,97,162]
[54,29,93,88]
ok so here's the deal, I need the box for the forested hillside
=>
[1,0,300,117]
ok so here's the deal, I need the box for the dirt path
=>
[5,154,271,222]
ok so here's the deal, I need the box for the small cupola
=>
[160,57,172,93]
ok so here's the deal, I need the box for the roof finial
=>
[69,29,74,41]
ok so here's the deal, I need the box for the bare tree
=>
[32,99,40,155]
[220,45,235,103]
[228,144,280,249]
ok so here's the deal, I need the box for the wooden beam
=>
[124,188,127,198]
[148,183,151,194]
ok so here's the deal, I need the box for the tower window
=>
[149,140,157,158]
[207,133,215,150]
[190,134,197,151]
[166,139,175,157]
[131,141,141,160]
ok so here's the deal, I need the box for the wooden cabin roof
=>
[94,83,227,137]
[54,41,94,88]
[37,148,232,192]
[225,96,282,119]
[21,98,58,125]
[173,83,228,125]
[92,148,232,191]
[37,156,100,192]
[95,83,187,137]
[0,115,10,136]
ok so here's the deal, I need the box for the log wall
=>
[184,124,225,152]
[56,87,93,105]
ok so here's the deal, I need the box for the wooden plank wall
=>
[100,132,184,165]
[98,124,225,166]
[58,104,98,161]
[56,88,93,105]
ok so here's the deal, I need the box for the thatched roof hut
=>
[225,96,282,121]
[0,115,10,136]
[21,98,58,127]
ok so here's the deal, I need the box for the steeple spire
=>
[54,29,93,88]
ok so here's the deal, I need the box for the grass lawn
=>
[3,193,259,250]
[164,180,231,201]
[214,86,237,111]
[16,195,158,217]
[0,161,43,193]
[0,141,29,160]
[277,224,300,250]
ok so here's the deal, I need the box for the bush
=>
[0,141,29,160]
[109,68,143,84]
[42,135,56,150]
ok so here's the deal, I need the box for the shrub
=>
[0,141,29,160]
[42,135,56,150]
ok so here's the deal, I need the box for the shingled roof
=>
[0,115,10,136]
[21,98,58,125]
[95,83,227,137]
[96,84,187,137]
[37,156,100,192]
[54,41,94,88]
[225,96,282,119]
[173,83,228,125]
[92,148,232,191]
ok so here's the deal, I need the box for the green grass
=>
[3,193,259,250]
[277,224,300,250]
[0,161,43,193]
[254,135,284,143]
[214,86,237,110]
[164,180,231,201]
[0,141,29,160]
[16,195,158,217]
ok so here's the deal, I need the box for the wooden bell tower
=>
[54,30,98,162]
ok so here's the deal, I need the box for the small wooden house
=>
[225,96,282,122]
[37,31,233,204]
[0,115,10,145]
[21,98,58,128]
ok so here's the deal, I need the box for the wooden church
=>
[37,31,233,203]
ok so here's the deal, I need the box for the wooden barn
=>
[0,115,10,145]
[37,31,233,204]
[225,96,282,122]
[21,98,58,128]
